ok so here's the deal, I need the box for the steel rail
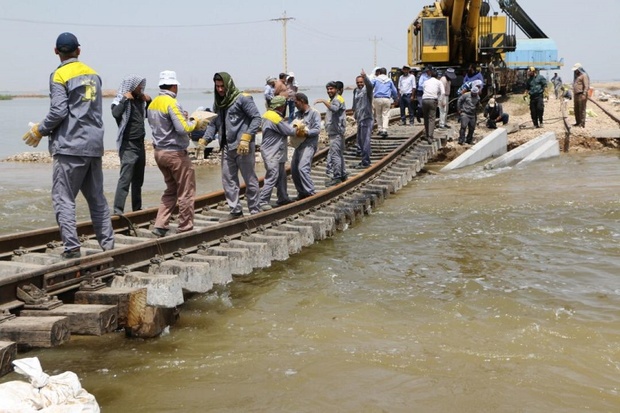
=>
[0,128,427,311]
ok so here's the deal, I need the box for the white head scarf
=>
[112,74,146,148]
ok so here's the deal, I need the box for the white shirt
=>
[422,77,445,100]
[398,74,416,95]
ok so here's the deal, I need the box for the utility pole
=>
[370,36,382,68]
[271,11,295,73]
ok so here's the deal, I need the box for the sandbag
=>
[0,357,100,413]
[189,110,218,132]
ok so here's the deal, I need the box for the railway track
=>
[0,123,438,362]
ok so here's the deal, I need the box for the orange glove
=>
[22,123,43,147]
[237,133,252,155]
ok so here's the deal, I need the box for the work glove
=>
[197,138,207,148]
[237,133,252,155]
[193,117,208,131]
[292,119,307,138]
[22,123,43,147]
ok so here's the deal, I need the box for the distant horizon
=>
[3,78,619,96]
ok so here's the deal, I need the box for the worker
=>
[551,72,563,99]
[203,72,262,222]
[111,74,151,215]
[22,32,114,259]
[263,76,276,110]
[352,69,374,169]
[438,68,456,129]
[457,86,481,145]
[524,66,547,128]
[316,81,347,187]
[572,63,590,128]
[421,68,445,144]
[483,98,509,129]
[258,96,295,211]
[147,70,203,237]
[398,65,416,126]
[291,93,321,199]
[372,67,398,137]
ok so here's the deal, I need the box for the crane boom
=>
[497,0,548,39]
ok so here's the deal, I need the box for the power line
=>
[0,17,272,28]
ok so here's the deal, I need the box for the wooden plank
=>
[75,286,146,328]
[20,304,117,336]
[0,340,17,377]
[0,316,70,348]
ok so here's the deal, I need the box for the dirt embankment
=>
[434,82,620,163]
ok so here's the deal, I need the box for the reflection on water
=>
[1,153,620,412]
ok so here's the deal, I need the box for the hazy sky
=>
[1,0,618,93]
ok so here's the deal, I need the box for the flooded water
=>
[1,151,619,412]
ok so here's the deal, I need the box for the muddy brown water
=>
[1,152,619,412]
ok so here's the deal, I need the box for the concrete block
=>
[442,128,508,171]
[186,253,232,285]
[279,223,314,247]
[229,240,272,268]
[111,271,184,308]
[205,246,253,276]
[295,218,328,240]
[485,131,556,170]
[242,234,289,261]
[264,229,302,255]
[517,139,560,166]
[149,260,213,293]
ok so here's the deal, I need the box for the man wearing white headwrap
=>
[111,74,151,214]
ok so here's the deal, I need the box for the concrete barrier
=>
[484,132,557,170]
[441,128,508,171]
[517,139,560,166]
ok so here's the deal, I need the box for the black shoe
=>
[276,199,294,206]
[61,248,81,260]
[326,177,343,187]
[458,139,465,145]
[352,163,369,169]
[151,227,168,238]
[220,212,243,222]
[400,121,406,126]
[295,192,314,201]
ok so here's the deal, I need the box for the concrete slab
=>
[242,234,289,261]
[149,260,214,293]
[442,128,508,171]
[205,246,253,276]
[229,240,272,268]
[484,131,556,170]
[264,229,302,255]
[517,139,560,166]
[111,271,184,308]
[184,253,232,285]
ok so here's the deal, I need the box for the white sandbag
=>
[289,119,307,148]
[189,110,218,132]
[0,357,100,413]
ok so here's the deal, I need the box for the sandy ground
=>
[434,82,620,162]
[5,83,619,167]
